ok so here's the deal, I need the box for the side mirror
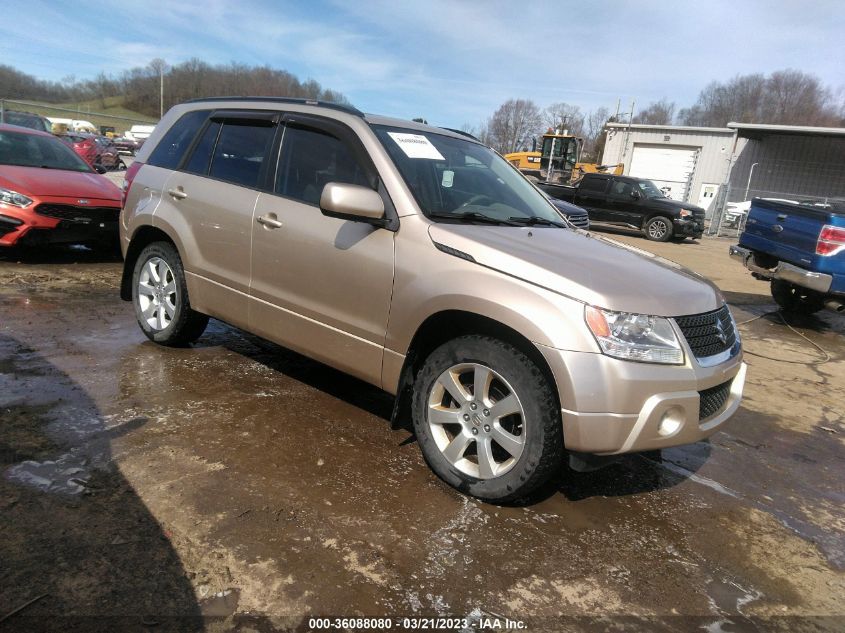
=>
[95,165,108,174]
[320,182,385,225]
[630,190,641,200]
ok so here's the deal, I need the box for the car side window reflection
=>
[275,126,370,206]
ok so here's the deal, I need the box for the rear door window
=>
[208,121,276,189]
[579,176,610,193]
[147,109,210,169]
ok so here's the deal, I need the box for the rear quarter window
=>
[183,121,221,175]
[147,110,210,170]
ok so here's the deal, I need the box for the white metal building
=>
[601,123,741,214]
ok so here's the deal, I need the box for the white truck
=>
[124,124,156,142]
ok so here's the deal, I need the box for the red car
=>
[0,124,122,248]
[59,133,121,172]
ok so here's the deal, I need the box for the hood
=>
[0,165,121,201]
[651,197,705,215]
[428,224,722,316]
[550,198,586,216]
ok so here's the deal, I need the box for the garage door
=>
[628,144,698,201]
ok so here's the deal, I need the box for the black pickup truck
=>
[537,173,706,242]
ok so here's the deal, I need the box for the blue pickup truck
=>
[730,199,845,314]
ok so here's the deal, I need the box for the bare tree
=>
[632,99,676,125]
[763,69,838,125]
[544,102,585,136]
[678,70,842,127]
[484,99,544,154]
[583,106,614,162]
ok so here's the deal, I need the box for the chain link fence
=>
[705,153,845,238]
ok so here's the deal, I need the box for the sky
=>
[2,0,843,128]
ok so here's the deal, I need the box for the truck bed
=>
[738,199,845,294]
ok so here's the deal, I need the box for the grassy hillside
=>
[4,96,157,133]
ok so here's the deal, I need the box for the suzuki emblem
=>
[714,319,727,345]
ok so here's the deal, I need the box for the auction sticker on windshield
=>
[387,132,445,160]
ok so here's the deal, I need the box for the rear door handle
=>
[256,215,283,229]
[167,188,187,200]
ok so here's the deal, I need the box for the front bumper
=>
[674,217,704,237]
[729,245,833,294]
[0,200,120,247]
[537,343,745,455]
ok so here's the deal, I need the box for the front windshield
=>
[0,130,93,172]
[373,124,566,226]
[637,180,666,198]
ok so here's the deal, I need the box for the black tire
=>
[644,216,673,242]
[411,335,563,503]
[132,241,208,346]
[770,279,825,315]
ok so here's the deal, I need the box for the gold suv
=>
[120,98,746,502]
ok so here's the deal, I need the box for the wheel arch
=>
[644,211,676,224]
[120,225,178,301]
[389,309,561,430]
[643,213,675,239]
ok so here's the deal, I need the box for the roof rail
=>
[183,96,364,118]
[441,127,480,141]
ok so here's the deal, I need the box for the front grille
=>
[699,380,732,421]
[35,204,119,224]
[675,305,737,359]
[566,212,590,229]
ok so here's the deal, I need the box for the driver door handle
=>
[167,188,187,200]
[256,215,283,229]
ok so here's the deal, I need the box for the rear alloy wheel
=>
[645,216,673,242]
[132,242,208,346]
[770,279,825,315]
[412,336,563,503]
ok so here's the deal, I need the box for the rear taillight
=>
[122,161,143,208]
[816,225,845,257]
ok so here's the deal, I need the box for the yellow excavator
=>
[505,127,623,184]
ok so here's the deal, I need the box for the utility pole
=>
[149,58,167,119]
[620,99,636,164]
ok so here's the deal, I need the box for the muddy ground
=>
[1,232,843,632]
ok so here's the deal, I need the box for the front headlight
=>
[585,305,684,365]
[0,188,33,208]
[678,209,693,218]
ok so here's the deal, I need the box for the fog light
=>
[657,407,684,437]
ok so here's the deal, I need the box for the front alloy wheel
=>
[412,335,563,503]
[645,216,673,242]
[427,363,525,479]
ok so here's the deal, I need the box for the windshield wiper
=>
[508,216,567,228]
[428,211,521,226]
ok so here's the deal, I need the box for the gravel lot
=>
[1,228,843,631]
